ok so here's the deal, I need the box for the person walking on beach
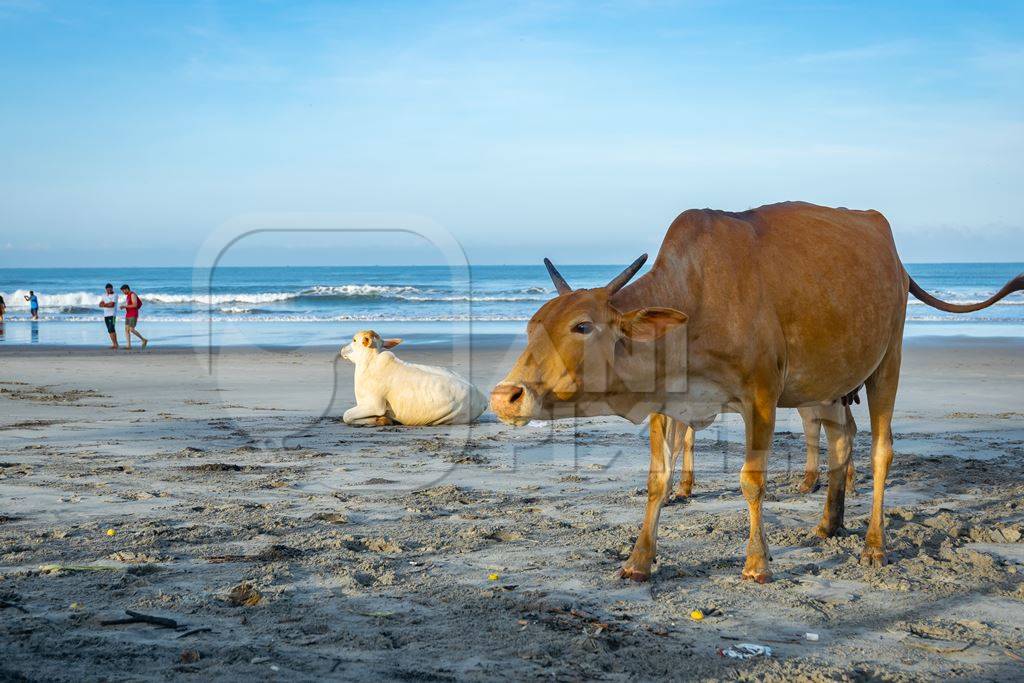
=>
[0,294,6,321]
[119,284,148,350]
[25,291,39,320]
[99,283,118,349]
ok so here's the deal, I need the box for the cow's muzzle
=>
[490,382,537,427]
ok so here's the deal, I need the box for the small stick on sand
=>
[100,610,178,628]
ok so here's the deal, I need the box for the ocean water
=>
[0,263,1021,346]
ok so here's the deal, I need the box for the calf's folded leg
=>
[343,399,388,426]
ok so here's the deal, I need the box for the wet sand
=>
[1,337,1023,680]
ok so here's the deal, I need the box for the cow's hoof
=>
[668,491,692,506]
[619,566,650,583]
[798,474,819,494]
[813,522,847,539]
[741,569,772,584]
[860,548,887,567]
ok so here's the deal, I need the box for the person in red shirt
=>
[119,284,148,350]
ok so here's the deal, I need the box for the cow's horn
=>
[605,253,648,294]
[544,258,572,295]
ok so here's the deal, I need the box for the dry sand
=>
[1,337,1023,681]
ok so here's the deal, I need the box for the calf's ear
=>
[383,338,403,349]
[619,308,688,342]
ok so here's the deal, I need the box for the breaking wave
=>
[1,284,553,307]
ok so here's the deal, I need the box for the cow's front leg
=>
[740,395,776,583]
[673,425,695,498]
[621,413,684,582]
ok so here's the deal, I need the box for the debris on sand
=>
[100,610,179,628]
[360,477,397,485]
[225,582,262,607]
[718,643,772,659]
[310,512,348,524]
[905,636,973,654]
[108,550,162,564]
[38,564,120,574]
[183,463,254,473]
[0,386,107,404]
[207,544,302,564]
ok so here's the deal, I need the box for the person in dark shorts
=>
[25,291,39,320]
[119,284,148,350]
[99,283,118,349]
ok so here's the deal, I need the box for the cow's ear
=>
[619,308,688,342]
[382,338,403,349]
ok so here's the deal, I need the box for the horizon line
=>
[2,260,1024,270]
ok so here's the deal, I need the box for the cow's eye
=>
[572,321,594,335]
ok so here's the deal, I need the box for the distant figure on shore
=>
[0,294,6,321]
[99,283,118,349]
[25,291,38,320]
[119,284,148,350]
[339,330,485,426]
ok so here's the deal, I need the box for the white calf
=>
[339,330,486,426]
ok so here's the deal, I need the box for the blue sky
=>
[1,0,1022,266]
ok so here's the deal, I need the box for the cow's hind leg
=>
[740,393,777,583]
[862,342,902,567]
[673,425,695,498]
[798,407,822,493]
[814,404,853,538]
[844,407,857,496]
[621,413,685,582]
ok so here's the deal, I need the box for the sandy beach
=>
[1,336,1023,680]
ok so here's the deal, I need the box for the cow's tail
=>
[907,271,1024,314]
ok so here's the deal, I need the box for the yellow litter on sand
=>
[106,529,116,537]
[690,609,705,621]
[488,573,500,581]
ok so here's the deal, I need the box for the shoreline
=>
[1,317,1023,347]
[0,332,1021,356]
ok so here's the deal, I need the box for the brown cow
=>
[491,202,1023,583]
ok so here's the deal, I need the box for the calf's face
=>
[490,258,687,427]
[339,330,402,364]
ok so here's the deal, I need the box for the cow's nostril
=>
[492,384,526,408]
